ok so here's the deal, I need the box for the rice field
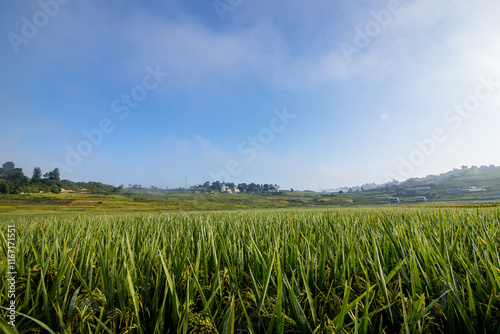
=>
[1,208,500,333]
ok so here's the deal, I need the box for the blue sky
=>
[1,0,500,190]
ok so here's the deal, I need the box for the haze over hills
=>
[2,159,499,196]
[323,164,500,193]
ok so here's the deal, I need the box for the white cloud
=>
[2,0,500,189]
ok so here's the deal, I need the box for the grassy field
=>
[1,207,500,333]
[0,192,368,219]
[1,190,499,218]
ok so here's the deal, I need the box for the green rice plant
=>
[0,207,499,333]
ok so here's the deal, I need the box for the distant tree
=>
[0,179,11,194]
[203,181,210,189]
[5,165,28,189]
[53,168,61,181]
[47,168,61,181]
[290,188,294,192]
[0,162,15,178]
[32,167,42,183]
[248,183,258,192]
[59,180,78,191]
[21,185,35,194]
[50,184,61,193]
[112,184,124,193]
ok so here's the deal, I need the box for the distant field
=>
[0,192,370,217]
[1,207,500,333]
[1,191,499,218]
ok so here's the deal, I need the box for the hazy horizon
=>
[2,0,499,191]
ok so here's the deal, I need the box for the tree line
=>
[0,161,281,195]
[193,181,280,192]
[0,161,114,194]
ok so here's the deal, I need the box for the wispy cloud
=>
[1,0,499,190]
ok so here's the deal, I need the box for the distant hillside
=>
[397,165,500,189]
[323,165,500,193]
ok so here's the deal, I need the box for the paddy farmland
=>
[1,207,500,333]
